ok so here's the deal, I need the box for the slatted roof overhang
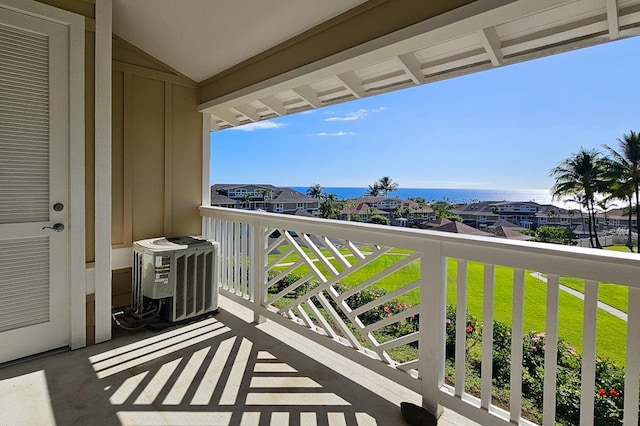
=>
[199,0,640,130]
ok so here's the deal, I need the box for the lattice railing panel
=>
[263,227,422,367]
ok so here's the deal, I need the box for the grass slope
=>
[271,245,627,364]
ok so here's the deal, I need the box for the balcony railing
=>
[200,206,640,426]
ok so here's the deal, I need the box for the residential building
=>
[452,201,586,230]
[341,196,435,225]
[210,184,319,215]
[2,1,640,425]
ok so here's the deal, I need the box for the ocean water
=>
[291,187,554,205]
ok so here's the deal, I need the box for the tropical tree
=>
[258,188,271,209]
[602,130,640,241]
[306,183,324,200]
[607,183,635,252]
[550,148,605,248]
[431,199,461,221]
[242,192,253,210]
[319,193,341,219]
[601,161,636,252]
[365,183,382,197]
[376,176,399,196]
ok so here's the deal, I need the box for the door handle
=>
[43,223,65,232]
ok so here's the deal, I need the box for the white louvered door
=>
[0,6,70,363]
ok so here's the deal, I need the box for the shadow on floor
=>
[0,306,408,425]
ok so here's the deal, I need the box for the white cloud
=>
[324,109,368,122]
[372,107,387,113]
[316,131,356,137]
[229,121,285,131]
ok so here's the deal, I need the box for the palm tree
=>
[377,176,398,196]
[306,183,324,200]
[365,183,382,197]
[602,158,636,252]
[550,148,605,248]
[258,188,271,209]
[605,182,635,252]
[567,209,575,228]
[602,130,640,241]
[242,192,253,210]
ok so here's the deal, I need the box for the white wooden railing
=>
[200,206,640,426]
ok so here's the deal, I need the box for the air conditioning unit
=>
[132,236,219,323]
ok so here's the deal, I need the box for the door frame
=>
[1,0,86,350]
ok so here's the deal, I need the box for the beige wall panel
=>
[111,71,125,245]
[170,84,202,237]
[85,29,95,262]
[35,0,95,19]
[131,76,165,241]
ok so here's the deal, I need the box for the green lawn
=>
[445,260,626,365]
[553,246,635,314]
[269,245,628,364]
[605,245,637,253]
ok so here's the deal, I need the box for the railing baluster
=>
[231,221,238,293]
[251,219,266,323]
[248,223,255,303]
[421,240,445,419]
[624,287,640,425]
[481,263,494,409]
[543,274,560,426]
[510,268,525,423]
[455,259,467,398]
[580,279,598,426]
[241,223,248,298]
[221,220,228,288]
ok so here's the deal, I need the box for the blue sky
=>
[210,36,640,190]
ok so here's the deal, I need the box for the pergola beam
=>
[607,0,620,40]
[292,85,322,108]
[478,26,503,66]
[213,109,240,126]
[396,53,424,84]
[336,71,366,98]
[233,104,261,122]
[259,95,287,116]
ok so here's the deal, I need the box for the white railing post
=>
[624,287,640,425]
[543,274,560,426]
[251,219,266,324]
[420,240,445,418]
[579,280,598,426]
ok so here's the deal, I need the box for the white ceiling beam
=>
[213,109,240,126]
[477,26,503,66]
[259,96,287,116]
[209,114,220,131]
[396,53,424,85]
[336,71,366,98]
[607,0,620,40]
[292,85,322,108]
[233,104,260,121]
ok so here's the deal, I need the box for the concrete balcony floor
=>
[0,296,477,426]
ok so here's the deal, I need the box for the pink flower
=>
[446,319,451,325]
[466,325,473,333]
[383,306,390,313]
[532,347,537,353]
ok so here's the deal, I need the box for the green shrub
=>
[444,305,480,360]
